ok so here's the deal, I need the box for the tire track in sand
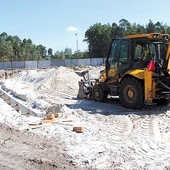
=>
[134,115,170,160]
[109,116,133,143]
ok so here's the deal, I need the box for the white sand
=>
[0,66,170,169]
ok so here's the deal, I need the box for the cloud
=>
[65,26,78,32]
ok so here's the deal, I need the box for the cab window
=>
[108,39,129,69]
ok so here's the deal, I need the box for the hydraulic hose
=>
[159,82,170,91]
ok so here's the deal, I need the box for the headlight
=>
[152,33,160,38]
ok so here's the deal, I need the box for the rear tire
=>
[119,77,144,109]
[92,84,108,102]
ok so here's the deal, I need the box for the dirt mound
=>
[2,67,81,100]
[0,123,77,170]
[17,67,81,94]
[34,67,81,95]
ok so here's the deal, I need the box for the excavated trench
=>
[0,84,69,118]
[0,88,39,116]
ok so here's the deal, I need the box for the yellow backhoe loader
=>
[77,33,170,109]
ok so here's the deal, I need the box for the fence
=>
[0,58,105,69]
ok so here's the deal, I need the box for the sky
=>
[0,0,170,53]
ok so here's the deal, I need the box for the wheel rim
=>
[94,89,100,99]
[124,85,136,103]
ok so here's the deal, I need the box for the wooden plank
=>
[10,103,18,107]
[3,97,10,101]
[29,123,53,129]
[29,120,73,129]
[62,119,73,122]
[20,112,30,115]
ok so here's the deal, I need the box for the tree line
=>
[0,32,86,61]
[84,19,170,58]
[1,19,170,61]
[0,32,47,61]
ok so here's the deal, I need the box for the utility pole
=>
[75,34,79,52]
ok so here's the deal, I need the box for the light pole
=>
[75,34,79,52]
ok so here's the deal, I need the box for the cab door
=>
[106,39,130,81]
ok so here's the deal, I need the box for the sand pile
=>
[1,67,81,113]
[2,67,81,99]
[34,67,81,95]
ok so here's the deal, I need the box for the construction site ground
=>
[0,67,170,170]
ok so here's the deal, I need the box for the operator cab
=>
[106,38,131,81]
[106,33,169,81]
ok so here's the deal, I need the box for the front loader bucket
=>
[76,70,93,99]
[77,80,90,99]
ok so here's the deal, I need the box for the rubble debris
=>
[46,113,55,120]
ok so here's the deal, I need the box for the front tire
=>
[92,84,108,102]
[119,77,144,109]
